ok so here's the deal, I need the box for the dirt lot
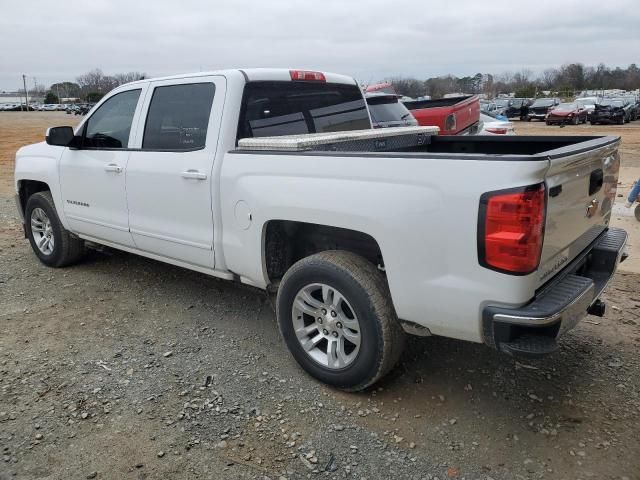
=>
[1,112,639,480]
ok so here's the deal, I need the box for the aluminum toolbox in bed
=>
[236,126,440,152]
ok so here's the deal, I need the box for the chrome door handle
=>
[104,164,122,173]
[181,170,207,180]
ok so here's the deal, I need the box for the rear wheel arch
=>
[262,220,385,286]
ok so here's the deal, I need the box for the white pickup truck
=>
[14,69,628,391]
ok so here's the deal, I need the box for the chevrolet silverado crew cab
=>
[15,68,628,391]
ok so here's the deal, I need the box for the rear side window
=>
[143,83,215,150]
[237,81,370,140]
[84,89,141,149]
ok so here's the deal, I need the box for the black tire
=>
[635,205,640,222]
[25,191,85,267]
[573,116,579,125]
[276,251,405,391]
[590,121,597,125]
[545,121,551,126]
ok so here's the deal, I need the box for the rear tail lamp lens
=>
[444,113,457,132]
[486,127,508,135]
[478,183,546,274]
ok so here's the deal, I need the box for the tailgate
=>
[537,137,621,286]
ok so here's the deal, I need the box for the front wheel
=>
[635,205,640,222]
[276,251,405,391]
[25,191,85,267]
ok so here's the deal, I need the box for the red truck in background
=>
[364,83,480,136]
[402,96,481,135]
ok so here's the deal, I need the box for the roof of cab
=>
[122,68,358,87]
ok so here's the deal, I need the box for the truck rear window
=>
[367,97,412,123]
[237,81,370,140]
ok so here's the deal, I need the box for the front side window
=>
[142,83,216,150]
[237,81,370,140]
[84,89,141,148]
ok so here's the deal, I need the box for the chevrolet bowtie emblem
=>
[586,198,599,218]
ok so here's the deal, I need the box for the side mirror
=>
[46,126,75,147]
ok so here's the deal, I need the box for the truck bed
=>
[238,131,618,159]
[233,131,621,295]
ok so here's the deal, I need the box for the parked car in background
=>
[480,101,509,121]
[575,97,598,118]
[619,96,639,121]
[590,99,627,125]
[365,93,418,128]
[545,102,588,125]
[480,101,498,114]
[503,98,531,119]
[478,112,515,135]
[403,95,480,135]
[527,98,561,121]
[611,98,634,123]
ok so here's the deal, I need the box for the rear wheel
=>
[25,191,85,267]
[276,251,405,391]
[635,205,640,222]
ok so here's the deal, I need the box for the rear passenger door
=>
[125,76,225,268]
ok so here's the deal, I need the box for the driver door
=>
[59,86,147,247]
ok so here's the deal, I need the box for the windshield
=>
[554,103,577,111]
[531,99,554,107]
[237,81,371,140]
[367,97,414,123]
[510,99,524,107]
[575,99,595,106]
[494,99,510,107]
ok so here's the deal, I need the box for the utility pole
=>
[22,74,29,111]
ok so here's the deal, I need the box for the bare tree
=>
[113,72,146,86]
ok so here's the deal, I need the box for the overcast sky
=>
[1,0,639,91]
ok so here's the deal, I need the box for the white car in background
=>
[575,97,599,116]
[478,112,516,135]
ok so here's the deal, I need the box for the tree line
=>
[383,63,640,99]
[43,68,145,103]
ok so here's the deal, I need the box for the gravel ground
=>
[1,113,640,479]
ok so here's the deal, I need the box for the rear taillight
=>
[289,70,326,82]
[444,113,457,132]
[478,183,546,275]
[486,127,508,135]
